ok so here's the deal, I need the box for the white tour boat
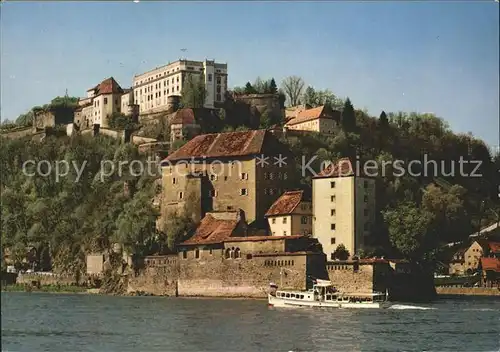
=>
[268,279,391,309]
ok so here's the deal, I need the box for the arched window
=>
[235,248,241,259]
[225,248,231,259]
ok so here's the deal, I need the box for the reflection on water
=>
[1,293,499,352]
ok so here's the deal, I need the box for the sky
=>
[1,1,499,148]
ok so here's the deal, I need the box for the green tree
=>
[244,82,256,94]
[379,111,389,129]
[332,244,350,260]
[181,73,207,108]
[281,76,305,106]
[382,201,435,261]
[269,78,278,94]
[341,98,356,132]
[108,112,138,130]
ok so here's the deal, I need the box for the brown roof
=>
[87,77,123,95]
[265,190,309,217]
[171,108,196,125]
[285,105,340,126]
[224,235,304,242]
[481,257,500,272]
[164,130,269,162]
[314,157,356,178]
[180,213,242,245]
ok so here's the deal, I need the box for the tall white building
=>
[133,59,228,113]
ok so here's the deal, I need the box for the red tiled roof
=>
[180,214,241,245]
[481,257,500,272]
[87,77,123,95]
[224,235,305,242]
[265,190,308,217]
[285,105,340,126]
[164,130,268,162]
[314,157,356,178]
[171,108,196,125]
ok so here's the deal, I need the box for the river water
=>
[1,292,499,352]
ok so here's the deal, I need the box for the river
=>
[1,292,499,352]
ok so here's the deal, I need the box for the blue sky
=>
[1,1,498,148]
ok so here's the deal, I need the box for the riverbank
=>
[1,283,88,294]
[436,287,500,297]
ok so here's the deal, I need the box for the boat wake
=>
[388,304,436,310]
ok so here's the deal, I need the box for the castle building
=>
[312,158,376,259]
[74,77,138,129]
[284,105,340,134]
[169,108,201,143]
[158,130,296,229]
[133,59,228,113]
[265,190,312,237]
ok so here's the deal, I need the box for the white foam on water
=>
[389,304,436,310]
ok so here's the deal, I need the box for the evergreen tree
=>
[379,111,389,129]
[244,82,256,94]
[269,78,278,94]
[341,97,356,132]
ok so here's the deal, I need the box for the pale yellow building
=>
[285,105,340,134]
[74,77,137,129]
[133,59,228,113]
[265,190,312,237]
[464,241,484,273]
[158,130,296,230]
[312,158,376,259]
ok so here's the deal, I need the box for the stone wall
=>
[127,255,178,296]
[436,287,500,296]
[126,251,324,298]
[178,252,310,297]
[17,272,77,286]
[0,126,34,140]
[327,262,375,293]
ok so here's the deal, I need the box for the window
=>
[364,209,369,216]
[210,174,217,181]
[209,248,213,255]
[283,217,287,224]
[264,172,269,180]
[272,218,276,224]
[364,195,368,202]
[269,173,275,180]
[177,86,179,91]
[182,251,187,259]
[301,216,308,224]
[364,181,369,189]
[331,238,336,245]
[331,181,335,188]
[240,173,248,180]
[208,190,217,197]
[172,178,176,184]
[331,223,336,230]
[216,94,222,101]
[240,188,248,196]
[331,209,336,216]
[195,249,200,259]
[283,231,287,236]
[208,74,212,82]
[179,191,183,199]
[217,77,221,84]
[331,195,336,202]
[283,172,288,180]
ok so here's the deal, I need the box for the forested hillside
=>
[1,80,498,275]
